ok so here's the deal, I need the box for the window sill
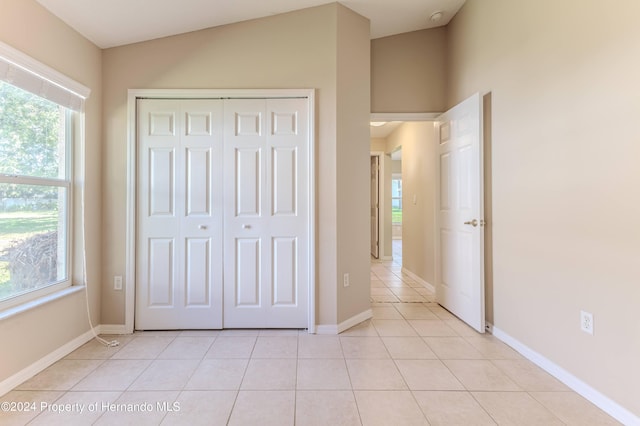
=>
[0,286,85,322]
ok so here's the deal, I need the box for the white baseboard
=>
[492,325,640,426]
[0,324,133,397]
[315,324,339,334]
[380,255,393,261]
[99,324,129,335]
[315,309,373,335]
[401,268,435,293]
[0,328,95,397]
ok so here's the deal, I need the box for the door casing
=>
[124,89,316,334]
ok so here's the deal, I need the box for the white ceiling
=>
[36,0,466,49]
[370,121,403,139]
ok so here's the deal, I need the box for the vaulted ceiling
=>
[36,0,465,48]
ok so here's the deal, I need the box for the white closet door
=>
[136,99,224,330]
[223,98,309,328]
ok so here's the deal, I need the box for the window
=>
[0,81,71,304]
[0,41,89,309]
[392,176,402,224]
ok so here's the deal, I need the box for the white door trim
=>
[126,89,316,334]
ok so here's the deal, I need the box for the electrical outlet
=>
[580,310,593,335]
[114,276,123,291]
[343,273,350,287]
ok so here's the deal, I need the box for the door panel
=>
[149,112,175,136]
[186,111,212,136]
[235,148,261,216]
[273,237,297,305]
[149,148,175,216]
[236,238,261,306]
[224,98,309,328]
[186,148,211,216]
[436,92,485,333]
[185,238,210,306]
[148,238,174,306]
[272,147,297,215]
[137,99,223,330]
[236,112,261,136]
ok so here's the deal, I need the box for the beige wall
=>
[370,138,386,152]
[386,123,437,284]
[101,3,371,328]
[0,0,102,382]
[371,28,446,113]
[447,0,640,416]
[336,6,371,323]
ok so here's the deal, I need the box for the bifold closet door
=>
[223,98,309,328]
[136,99,224,330]
[136,97,309,330]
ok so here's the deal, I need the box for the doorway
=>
[369,93,486,333]
[370,114,440,287]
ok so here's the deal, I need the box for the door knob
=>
[464,219,478,227]
[198,225,207,230]
[242,224,251,229]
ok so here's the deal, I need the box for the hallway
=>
[370,240,433,304]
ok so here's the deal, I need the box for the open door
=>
[371,155,380,258]
[435,92,485,333]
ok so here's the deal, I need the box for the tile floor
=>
[0,242,620,425]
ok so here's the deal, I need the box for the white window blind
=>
[0,41,90,112]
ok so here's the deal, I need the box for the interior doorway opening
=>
[369,93,487,334]
[369,113,439,287]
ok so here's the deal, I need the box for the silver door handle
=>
[464,219,478,227]
[242,224,251,229]
[199,225,207,230]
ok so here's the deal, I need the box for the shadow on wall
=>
[483,92,494,325]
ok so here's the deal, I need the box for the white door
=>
[223,98,309,328]
[371,155,380,258]
[136,99,224,329]
[435,92,485,333]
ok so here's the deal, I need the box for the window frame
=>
[0,41,89,312]
[0,91,74,310]
[391,174,402,224]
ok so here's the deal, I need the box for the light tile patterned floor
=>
[0,243,620,425]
